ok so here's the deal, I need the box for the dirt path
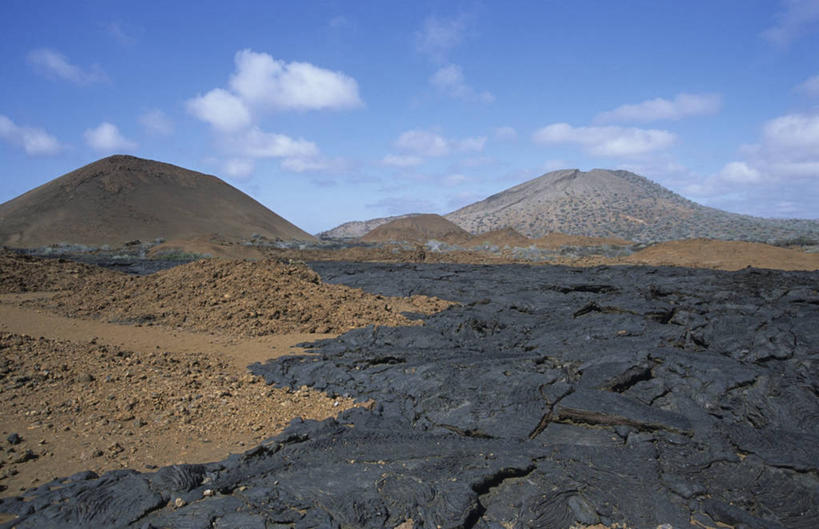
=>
[0,293,336,370]
[0,293,361,498]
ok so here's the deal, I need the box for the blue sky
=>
[1,1,818,233]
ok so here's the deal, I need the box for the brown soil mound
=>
[41,258,452,336]
[466,228,532,248]
[147,234,265,259]
[0,155,314,248]
[0,332,366,496]
[0,251,118,294]
[361,214,473,245]
[533,232,632,249]
[623,238,819,271]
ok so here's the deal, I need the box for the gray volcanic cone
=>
[445,168,819,242]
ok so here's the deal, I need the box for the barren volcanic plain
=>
[1,156,818,529]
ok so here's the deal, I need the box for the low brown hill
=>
[360,214,472,244]
[466,228,531,248]
[533,232,632,249]
[43,258,452,336]
[318,213,424,239]
[0,155,314,248]
[623,239,819,271]
[146,234,266,260]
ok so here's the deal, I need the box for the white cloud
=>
[494,126,517,141]
[186,50,361,178]
[395,129,486,157]
[595,93,722,123]
[762,0,819,47]
[139,109,173,136]
[395,130,451,157]
[280,156,352,173]
[532,123,675,157]
[231,127,319,159]
[713,112,819,187]
[84,122,137,152]
[415,15,468,61]
[382,154,423,167]
[106,22,136,45]
[456,136,486,152]
[222,158,255,180]
[761,112,819,160]
[796,74,819,96]
[430,64,494,103]
[0,114,64,156]
[719,161,763,183]
[186,88,251,132]
[27,48,106,85]
[281,158,328,172]
[458,156,497,168]
[444,173,467,186]
[229,49,362,111]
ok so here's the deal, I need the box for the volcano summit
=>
[0,155,314,248]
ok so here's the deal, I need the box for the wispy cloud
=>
[443,173,467,186]
[595,93,722,123]
[27,48,107,85]
[430,64,494,103]
[382,154,424,167]
[796,74,819,96]
[328,15,351,29]
[393,129,486,158]
[415,15,492,105]
[227,127,318,159]
[415,15,469,62]
[0,114,64,156]
[533,123,675,157]
[280,156,353,173]
[222,158,255,180]
[84,122,137,152]
[761,0,819,47]
[138,109,173,136]
[106,22,136,46]
[690,111,819,209]
[494,126,517,141]
[722,112,819,181]
[220,126,352,175]
[718,161,763,183]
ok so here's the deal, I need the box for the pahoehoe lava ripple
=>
[2,263,818,528]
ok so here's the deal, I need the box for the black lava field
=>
[2,263,818,529]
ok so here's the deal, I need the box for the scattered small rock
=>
[13,450,38,464]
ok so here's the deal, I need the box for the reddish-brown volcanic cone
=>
[466,227,532,248]
[361,214,472,244]
[0,155,314,247]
